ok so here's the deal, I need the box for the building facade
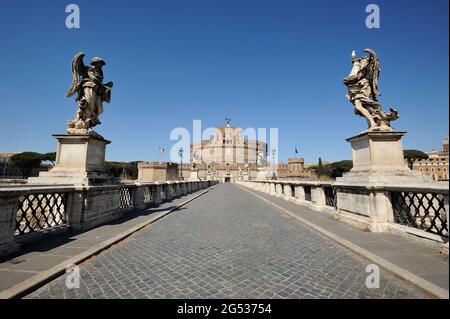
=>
[413,138,449,181]
[190,125,267,165]
[138,123,316,183]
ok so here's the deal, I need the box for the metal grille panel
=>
[392,191,448,237]
[324,187,337,208]
[15,193,67,235]
[143,187,153,204]
[119,187,133,209]
[304,186,312,201]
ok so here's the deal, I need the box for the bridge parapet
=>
[0,180,218,256]
[237,180,449,253]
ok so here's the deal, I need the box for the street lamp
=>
[178,147,184,180]
[271,148,277,179]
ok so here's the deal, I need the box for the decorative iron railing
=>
[324,186,337,208]
[392,191,448,237]
[143,186,153,204]
[1,181,215,255]
[119,187,133,209]
[15,192,68,235]
[304,186,312,201]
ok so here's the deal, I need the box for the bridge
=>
[0,180,448,299]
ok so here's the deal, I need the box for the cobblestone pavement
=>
[27,184,428,299]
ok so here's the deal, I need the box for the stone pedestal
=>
[335,131,432,232]
[337,131,431,184]
[189,170,200,181]
[28,134,114,186]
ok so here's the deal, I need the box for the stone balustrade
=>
[0,180,217,256]
[237,180,449,251]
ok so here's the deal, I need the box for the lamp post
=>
[178,147,184,180]
[271,148,276,180]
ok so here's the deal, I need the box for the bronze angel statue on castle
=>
[343,48,398,132]
[66,52,113,135]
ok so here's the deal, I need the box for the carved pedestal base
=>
[28,134,115,186]
[334,131,434,231]
[337,131,432,184]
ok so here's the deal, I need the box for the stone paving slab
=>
[26,184,431,299]
[0,188,212,294]
[238,185,449,293]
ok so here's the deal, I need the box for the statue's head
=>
[90,57,106,67]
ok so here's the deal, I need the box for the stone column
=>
[295,185,305,201]
[186,182,192,194]
[173,183,180,198]
[67,188,85,230]
[370,190,394,224]
[275,183,283,197]
[0,195,20,256]
[269,183,276,195]
[166,184,174,200]
[312,186,326,208]
[133,186,146,209]
[181,183,187,196]
[152,185,162,205]
[285,184,294,199]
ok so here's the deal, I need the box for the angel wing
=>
[66,52,88,97]
[364,48,381,101]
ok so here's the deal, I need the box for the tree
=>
[328,160,353,178]
[316,157,326,176]
[404,150,429,170]
[309,160,353,179]
[41,152,56,165]
[105,161,139,180]
[10,152,43,178]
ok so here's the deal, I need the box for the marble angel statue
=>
[66,52,113,135]
[343,48,398,131]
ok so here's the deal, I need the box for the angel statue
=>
[66,52,113,135]
[257,150,265,168]
[343,49,398,132]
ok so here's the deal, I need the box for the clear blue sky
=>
[0,0,448,164]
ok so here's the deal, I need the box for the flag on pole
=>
[295,146,298,154]
[158,146,165,153]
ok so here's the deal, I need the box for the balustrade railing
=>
[237,180,449,241]
[119,187,133,209]
[324,186,337,208]
[143,186,153,204]
[15,192,68,236]
[391,190,448,237]
[0,180,216,255]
